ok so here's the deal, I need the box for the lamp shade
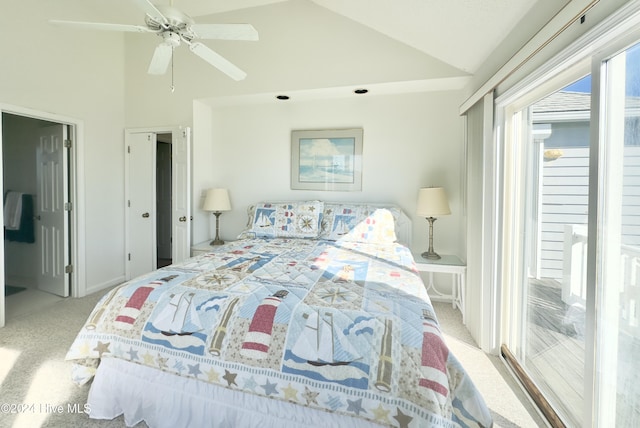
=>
[416,187,451,217]
[203,188,231,212]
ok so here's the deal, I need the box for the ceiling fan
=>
[50,0,258,81]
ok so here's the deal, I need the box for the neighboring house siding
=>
[540,146,640,280]
[540,147,589,279]
[623,147,640,247]
[534,91,640,281]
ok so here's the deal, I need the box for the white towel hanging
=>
[4,191,23,230]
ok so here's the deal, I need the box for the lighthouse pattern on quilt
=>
[241,290,289,359]
[114,281,163,330]
[113,275,178,330]
[419,309,450,403]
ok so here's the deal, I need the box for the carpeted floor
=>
[0,288,546,428]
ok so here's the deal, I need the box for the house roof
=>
[533,90,640,120]
[534,91,591,114]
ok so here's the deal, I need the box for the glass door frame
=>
[588,29,640,427]
[494,11,640,427]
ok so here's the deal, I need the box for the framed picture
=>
[290,128,363,191]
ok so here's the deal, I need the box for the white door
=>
[172,127,190,263]
[125,127,191,278]
[36,125,69,297]
[126,132,156,278]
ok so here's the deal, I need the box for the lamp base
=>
[422,217,441,260]
[210,211,224,246]
[421,250,441,260]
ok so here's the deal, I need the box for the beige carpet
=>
[0,288,546,428]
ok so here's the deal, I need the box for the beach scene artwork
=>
[298,137,355,184]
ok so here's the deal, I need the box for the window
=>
[593,40,640,426]
[499,31,640,428]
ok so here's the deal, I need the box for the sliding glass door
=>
[501,35,640,427]
[594,40,640,426]
[511,74,592,426]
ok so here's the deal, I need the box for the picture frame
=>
[290,128,363,191]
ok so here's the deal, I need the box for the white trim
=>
[481,92,501,352]
[202,77,471,107]
[460,0,599,114]
[85,276,125,297]
[0,104,86,308]
[495,0,640,109]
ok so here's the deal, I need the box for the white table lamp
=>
[416,187,451,260]
[203,188,231,245]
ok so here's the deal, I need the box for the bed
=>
[66,201,493,427]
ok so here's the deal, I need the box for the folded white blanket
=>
[4,191,23,230]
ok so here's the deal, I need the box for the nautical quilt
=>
[66,238,492,428]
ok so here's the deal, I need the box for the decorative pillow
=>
[320,203,399,244]
[348,207,398,244]
[320,203,369,241]
[245,201,324,239]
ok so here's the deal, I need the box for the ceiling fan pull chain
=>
[171,46,175,93]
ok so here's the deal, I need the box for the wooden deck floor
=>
[523,278,640,426]
[525,278,585,426]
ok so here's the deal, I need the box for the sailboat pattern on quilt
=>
[66,237,492,428]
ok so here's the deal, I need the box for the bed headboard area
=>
[365,202,412,248]
[239,200,412,248]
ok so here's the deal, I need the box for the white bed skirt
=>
[88,357,382,428]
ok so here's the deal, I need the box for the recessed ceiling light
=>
[276,95,290,100]
[354,88,368,94]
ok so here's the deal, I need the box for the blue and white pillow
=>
[243,201,324,239]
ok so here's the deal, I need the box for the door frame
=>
[0,104,85,327]
[124,126,190,280]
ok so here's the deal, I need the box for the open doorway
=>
[156,135,172,268]
[2,112,73,321]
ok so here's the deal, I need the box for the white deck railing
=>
[562,224,640,337]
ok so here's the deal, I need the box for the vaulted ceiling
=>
[57,0,567,77]
[147,0,565,74]
[48,0,571,98]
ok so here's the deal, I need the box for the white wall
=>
[0,0,127,299]
[192,90,466,260]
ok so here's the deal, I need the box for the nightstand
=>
[191,240,216,257]
[412,253,467,324]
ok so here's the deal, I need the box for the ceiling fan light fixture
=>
[162,31,181,47]
[50,0,257,82]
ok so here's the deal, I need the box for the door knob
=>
[142,212,150,218]
[179,216,187,222]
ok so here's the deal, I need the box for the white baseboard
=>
[81,276,125,298]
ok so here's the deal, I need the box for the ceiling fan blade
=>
[188,42,247,81]
[132,0,168,25]
[49,20,152,33]
[190,24,259,41]
[148,43,173,75]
